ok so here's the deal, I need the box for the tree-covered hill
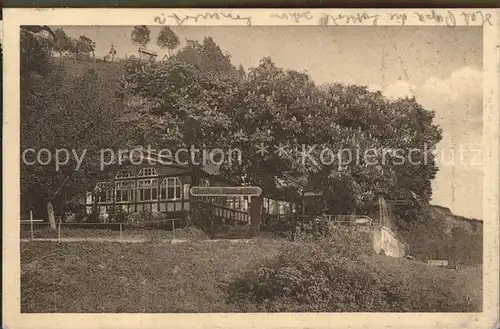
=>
[403,205,482,265]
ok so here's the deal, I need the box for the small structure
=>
[21,25,56,58]
[21,25,56,42]
[427,260,449,267]
[368,191,409,258]
[138,47,157,61]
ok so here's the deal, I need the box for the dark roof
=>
[22,25,56,41]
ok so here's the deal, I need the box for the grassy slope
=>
[21,239,482,313]
[21,239,281,313]
[54,57,124,82]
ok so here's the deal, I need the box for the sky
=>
[59,26,483,219]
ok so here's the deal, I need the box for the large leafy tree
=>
[78,35,96,59]
[122,39,442,233]
[66,35,95,60]
[175,37,238,74]
[21,29,133,229]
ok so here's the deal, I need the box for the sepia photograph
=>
[3,8,499,329]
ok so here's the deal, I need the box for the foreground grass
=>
[21,238,482,313]
[21,239,280,312]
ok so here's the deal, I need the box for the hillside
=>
[403,205,483,265]
[431,204,482,235]
[52,57,125,89]
[21,238,482,312]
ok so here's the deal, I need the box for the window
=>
[263,198,269,213]
[137,167,159,177]
[269,199,278,215]
[95,182,113,203]
[137,179,158,201]
[226,196,243,210]
[115,168,135,179]
[278,201,289,215]
[115,180,135,203]
[160,177,182,200]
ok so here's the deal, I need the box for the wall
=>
[371,225,406,258]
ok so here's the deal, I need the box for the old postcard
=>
[3,8,499,329]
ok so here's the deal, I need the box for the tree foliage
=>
[52,32,96,60]
[22,27,443,233]
[131,25,151,48]
[76,35,96,58]
[53,28,72,57]
[175,37,237,74]
[157,26,180,57]
[122,35,442,231]
[21,29,134,227]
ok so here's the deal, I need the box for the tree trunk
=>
[249,196,262,236]
[47,200,56,230]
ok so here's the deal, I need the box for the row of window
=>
[95,177,182,203]
[93,175,293,215]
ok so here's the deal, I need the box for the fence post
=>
[119,224,123,240]
[58,222,61,240]
[30,210,34,240]
[172,220,175,240]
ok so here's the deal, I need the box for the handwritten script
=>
[319,13,381,26]
[154,12,252,26]
[413,10,492,27]
[270,11,314,23]
[153,10,493,28]
[319,10,492,27]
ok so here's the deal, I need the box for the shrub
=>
[227,241,390,312]
[288,217,329,242]
[227,235,480,312]
[261,215,294,235]
[108,206,127,223]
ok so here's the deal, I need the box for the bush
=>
[108,206,127,223]
[287,216,331,242]
[261,215,294,235]
[227,240,389,312]
[227,234,481,312]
